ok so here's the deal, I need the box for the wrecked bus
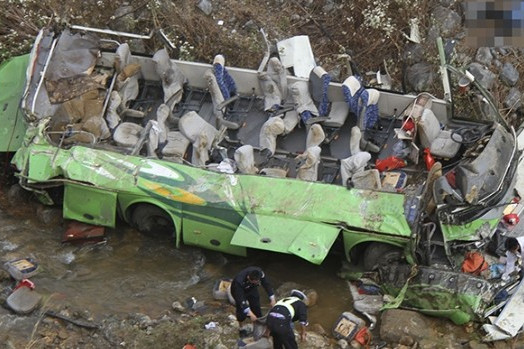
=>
[1,26,523,327]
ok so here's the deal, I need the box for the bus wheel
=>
[131,204,174,237]
[362,243,403,271]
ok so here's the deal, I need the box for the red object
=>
[423,148,435,171]
[402,118,415,132]
[445,170,456,188]
[375,156,406,172]
[354,327,372,348]
[63,221,105,244]
[14,279,35,291]
[183,345,197,349]
[461,251,488,276]
[503,213,520,226]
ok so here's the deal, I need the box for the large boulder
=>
[380,309,432,343]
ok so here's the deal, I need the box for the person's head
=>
[290,289,308,304]
[247,269,262,285]
[505,237,520,253]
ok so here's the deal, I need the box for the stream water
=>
[0,194,352,344]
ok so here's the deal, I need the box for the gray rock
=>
[214,344,228,349]
[380,309,432,343]
[6,287,42,314]
[498,47,508,56]
[504,87,521,110]
[171,301,185,312]
[7,184,30,206]
[323,0,335,12]
[243,20,258,33]
[493,59,502,69]
[406,62,435,92]
[196,0,212,16]
[468,62,496,90]
[439,0,455,7]
[403,43,425,65]
[337,339,349,348]
[111,3,135,33]
[36,204,63,226]
[475,47,493,66]
[431,6,461,37]
[500,62,519,87]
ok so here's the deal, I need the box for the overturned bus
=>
[1,26,523,328]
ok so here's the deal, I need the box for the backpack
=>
[461,251,488,275]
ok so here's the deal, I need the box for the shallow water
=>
[0,199,352,343]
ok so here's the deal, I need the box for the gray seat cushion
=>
[323,101,349,128]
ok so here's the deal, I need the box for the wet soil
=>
[0,184,351,348]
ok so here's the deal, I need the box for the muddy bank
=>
[0,183,523,349]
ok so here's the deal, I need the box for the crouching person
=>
[267,290,308,349]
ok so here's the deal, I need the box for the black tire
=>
[131,204,174,237]
[362,242,403,271]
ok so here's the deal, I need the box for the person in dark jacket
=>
[231,266,276,325]
[267,289,308,349]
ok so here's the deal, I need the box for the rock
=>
[504,87,521,110]
[380,309,432,343]
[243,20,258,33]
[468,62,496,90]
[6,287,42,314]
[475,47,493,66]
[58,329,69,340]
[439,0,454,7]
[323,0,335,12]
[402,43,425,66]
[306,290,318,306]
[405,62,435,92]
[214,344,228,349]
[419,337,462,349]
[172,301,185,312]
[7,184,30,206]
[338,339,349,348]
[0,269,10,281]
[303,330,330,347]
[431,6,461,37]
[399,335,415,346]
[493,59,502,69]
[196,0,212,15]
[36,204,63,225]
[111,3,136,33]
[500,62,519,87]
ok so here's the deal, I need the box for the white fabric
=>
[234,145,258,174]
[259,117,285,154]
[260,168,288,177]
[342,76,361,96]
[502,237,524,281]
[350,126,362,155]
[179,111,219,166]
[105,91,121,130]
[179,111,218,144]
[282,110,300,135]
[147,104,170,157]
[162,131,190,158]
[290,81,318,116]
[296,146,321,181]
[306,124,325,148]
[113,122,144,147]
[340,152,371,186]
[352,169,382,190]
[152,49,185,111]
[258,72,282,111]
[323,101,349,128]
[204,69,224,119]
[366,88,380,106]
[418,108,460,158]
[267,57,288,100]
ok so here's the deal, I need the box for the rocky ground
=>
[2,0,524,348]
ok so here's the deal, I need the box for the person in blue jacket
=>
[231,266,276,326]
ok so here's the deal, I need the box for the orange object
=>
[375,156,406,172]
[183,344,197,349]
[461,251,488,276]
[423,148,435,171]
